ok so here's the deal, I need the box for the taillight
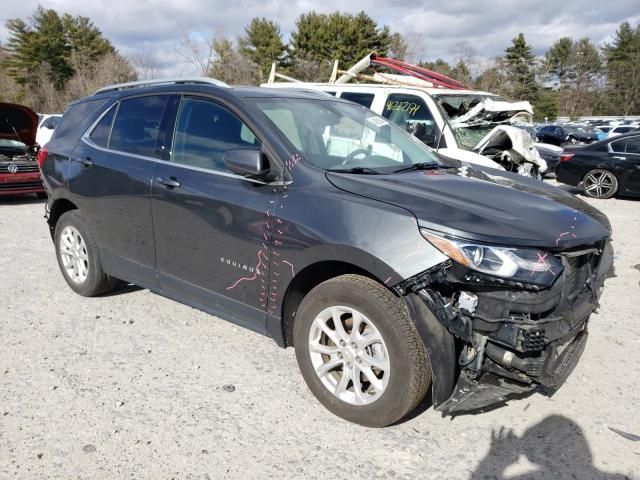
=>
[559,153,574,163]
[37,147,48,169]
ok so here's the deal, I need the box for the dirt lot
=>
[1,187,639,480]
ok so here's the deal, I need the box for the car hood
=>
[326,166,610,249]
[0,103,38,147]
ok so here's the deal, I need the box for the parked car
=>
[36,113,62,147]
[556,132,640,199]
[594,128,609,141]
[0,102,46,198]
[534,143,563,174]
[607,125,637,138]
[537,125,597,146]
[265,83,548,178]
[41,78,613,426]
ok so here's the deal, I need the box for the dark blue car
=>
[40,78,613,426]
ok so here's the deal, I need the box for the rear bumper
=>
[0,172,44,196]
[554,162,582,187]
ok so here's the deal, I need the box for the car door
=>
[609,135,640,195]
[68,94,174,287]
[150,95,278,333]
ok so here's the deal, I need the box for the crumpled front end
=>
[396,238,613,415]
[474,125,548,175]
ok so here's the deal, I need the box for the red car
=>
[0,103,46,198]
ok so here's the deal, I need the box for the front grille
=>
[0,163,39,173]
[0,181,42,190]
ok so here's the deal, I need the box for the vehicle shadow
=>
[0,194,46,205]
[100,282,143,297]
[469,415,630,480]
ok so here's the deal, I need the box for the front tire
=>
[54,211,117,296]
[582,169,618,199]
[293,274,431,427]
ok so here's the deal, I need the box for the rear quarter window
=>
[88,105,117,148]
[51,98,111,152]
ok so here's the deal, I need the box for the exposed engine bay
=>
[395,239,614,415]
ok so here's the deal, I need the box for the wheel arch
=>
[48,197,78,238]
[274,259,458,410]
[277,259,392,348]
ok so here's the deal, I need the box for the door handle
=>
[78,157,93,167]
[612,156,626,160]
[157,177,181,188]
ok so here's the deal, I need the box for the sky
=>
[1,0,639,78]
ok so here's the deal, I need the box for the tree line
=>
[1,7,639,118]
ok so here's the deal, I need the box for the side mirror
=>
[224,149,271,179]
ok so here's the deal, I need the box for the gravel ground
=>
[1,187,639,480]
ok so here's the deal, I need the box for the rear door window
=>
[339,92,375,109]
[109,95,169,158]
[611,136,640,154]
[382,94,438,147]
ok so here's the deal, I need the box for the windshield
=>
[431,94,500,121]
[249,97,438,172]
[453,125,495,150]
[565,126,589,135]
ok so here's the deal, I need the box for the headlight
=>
[422,230,562,286]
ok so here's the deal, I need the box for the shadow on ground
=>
[0,193,46,205]
[470,415,631,480]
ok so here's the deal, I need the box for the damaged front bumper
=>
[398,239,613,415]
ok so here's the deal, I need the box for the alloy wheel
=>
[60,226,89,284]
[308,305,390,405]
[584,170,617,198]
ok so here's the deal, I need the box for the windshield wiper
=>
[328,166,382,175]
[393,162,439,173]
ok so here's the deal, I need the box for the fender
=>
[403,292,457,407]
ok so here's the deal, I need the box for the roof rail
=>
[93,77,230,95]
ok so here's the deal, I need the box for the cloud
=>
[1,0,638,77]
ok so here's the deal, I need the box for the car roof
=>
[606,131,640,140]
[70,81,350,107]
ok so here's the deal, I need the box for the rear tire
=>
[54,211,118,296]
[293,274,431,427]
[582,169,618,199]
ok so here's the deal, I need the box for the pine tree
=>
[545,37,573,88]
[4,6,115,90]
[504,33,538,101]
[604,22,640,115]
[239,18,287,80]
[290,11,391,68]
